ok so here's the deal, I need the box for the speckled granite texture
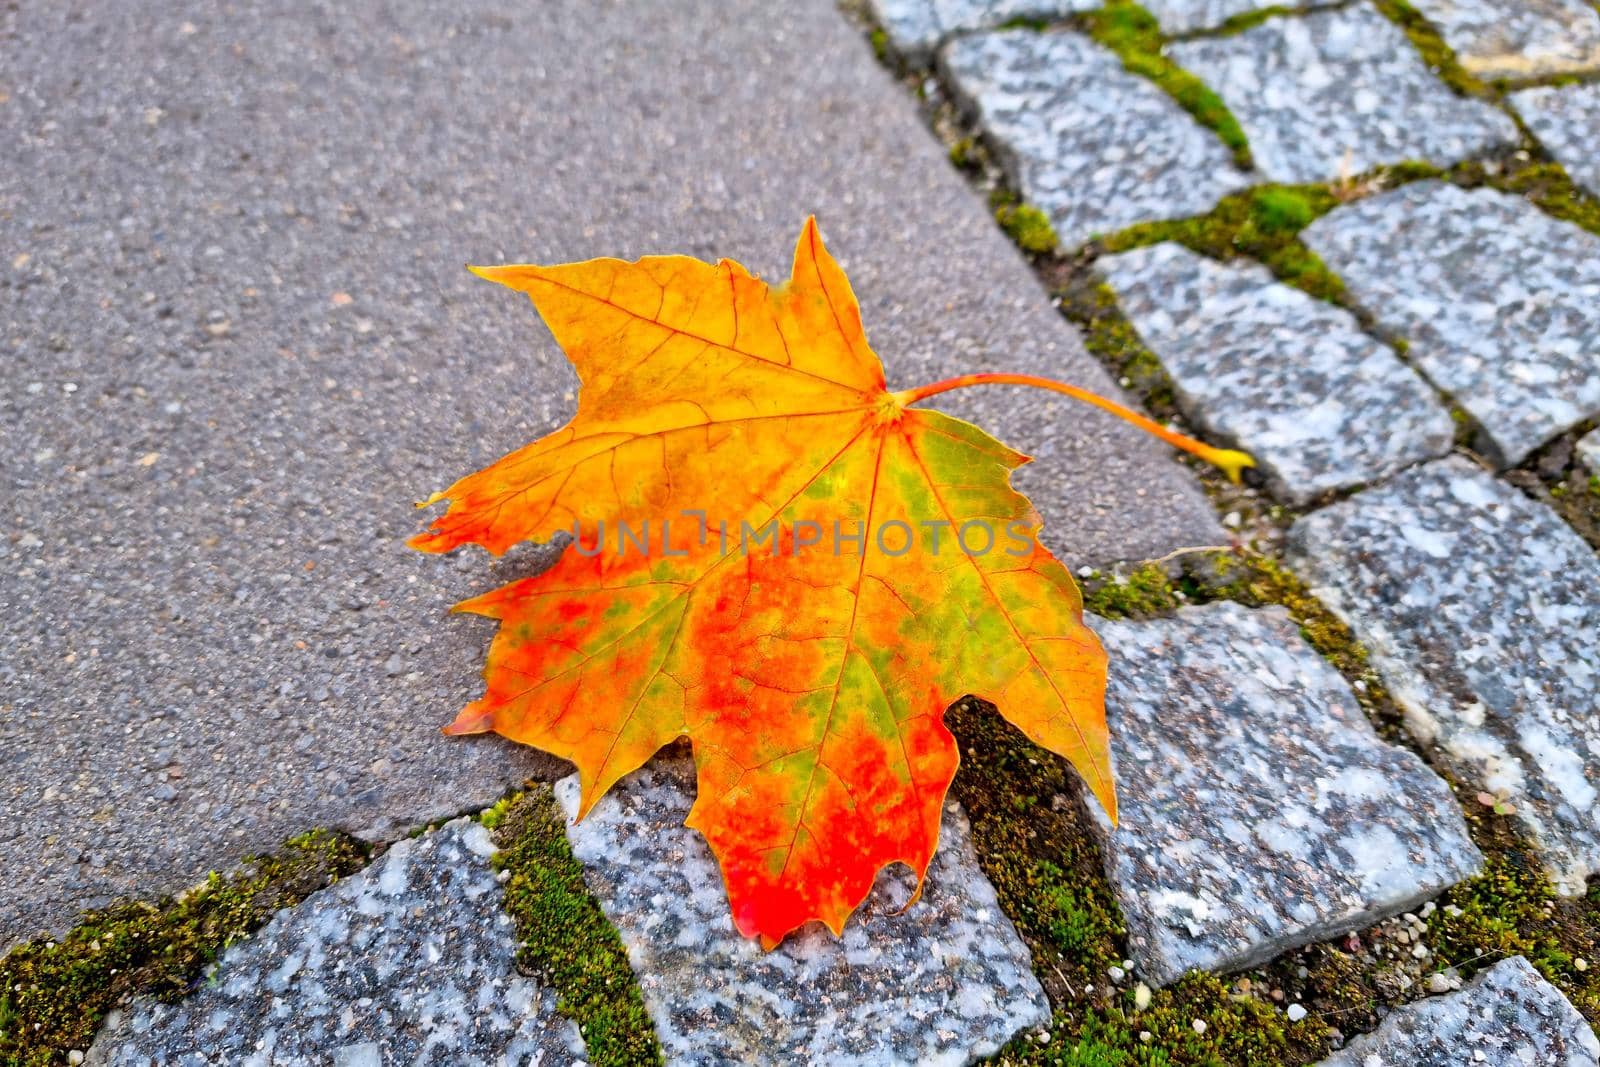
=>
[1302,181,1600,467]
[939,30,1250,247]
[1289,458,1600,895]
[868,0,1097,64]
[1319,955,1600,1066]
[871,0,1309,51]
[1172,6,1519,183]
[88,820,586,1067]
[1579,429,1600,478]
[1097,243,1452,504]
[1141,0,1320,33]
[1086,603,1482,988]
[1406,0,1600,78]
[1512,82,1600,198]
[556,760,1048,1067]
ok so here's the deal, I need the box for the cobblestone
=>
[1087,603,1482,988]
[1319,955,1600,1066]
[869,0,1096,64]
[87,821,584,1066]
[940,29,1250,246]
[1098,242,1453,504]
[1511,81,1600,198]
[1579,429,1600,478]
[1302,181,1600,466]
[1406,0,1600,79]
[1171,6,1519,183]
[1289,457,1600,895]
[556,760,1048,1067]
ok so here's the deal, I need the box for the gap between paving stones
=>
[850,1,1600,1061]
[0,785,659,1067]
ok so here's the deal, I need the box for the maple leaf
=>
[412,219,1251,947]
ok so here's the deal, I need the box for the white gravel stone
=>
[87,820,586,1066]
[556,759,1048,1067]
[1578,429,1600,478]
[1288,457,1600,895]
[1303,181,1600,466]
[1171,5,1519,183]
[1512,82,1600,199]
[1098,242,1453,504]
[939,29,1250,247]
[1318,956,1600,1066]
[1406,0,1600,79]
[1086,603,1482,988]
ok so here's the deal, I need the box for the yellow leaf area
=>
[411,219,1111,948]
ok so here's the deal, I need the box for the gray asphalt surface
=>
[0,0,1221,946]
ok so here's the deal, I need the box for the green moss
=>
[1099,184,1345,303]
[492,787,660,1067]
[996,200,1061,255]
[1083,2,1253,170]
[1056,281,1179,416]
[1452,159,1600,238]
[870,27,889,63]
[0,830,367,1066]
[1205,4,1304,36]
[1369,0,1491,98]
[949,136,979,171]
[991,973,1308,1065]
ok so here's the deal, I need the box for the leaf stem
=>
[892,372,1255,483]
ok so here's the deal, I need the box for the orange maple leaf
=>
[411,219,1250,947]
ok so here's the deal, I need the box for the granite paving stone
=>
[1142,0,1322,32]
[939,29,1251,247]
[869,0,1097,64]
[1579,429,1600,478]
[0,0,1225,949]
[1319,955,1600,1066]
[1097,242,1454,504]
[1086,603,1483,988]
[87,820,586,1067]
[1171,5,1520,183]
[1302,181,1600,466]
[554,760,1048,1067]
[1288,457,1600,895]
[871,0,1309,53]
[1407,0,1600,79]
[1512,82,1600,198]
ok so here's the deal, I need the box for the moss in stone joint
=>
[1055,280,1179,417]
[1201,3,1317,37]
[0,829,368,1067]
[491,787,661,1067]
[1098,184,1346,304]
[1082,2,1254,171]
[1453,159,1600,238]
[1368,0,1492,98]
[994,198,1062,255]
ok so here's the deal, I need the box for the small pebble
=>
[1134,983,1152,1010]
[1108,966,1125,983]
[1191,1018,1207,1035]
[1577,958,1589,972]
[1139,1031,1153,1043]
[1287,1003,1307,1023]
[1428,972,1452,993]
